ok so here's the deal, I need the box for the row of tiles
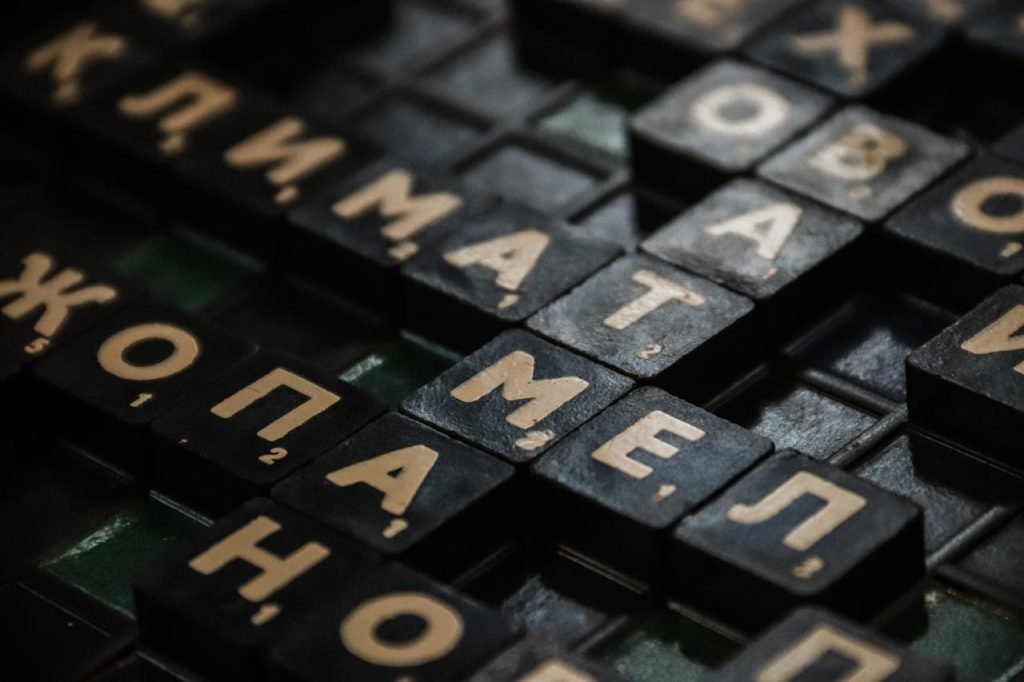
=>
[3,234,1024,677]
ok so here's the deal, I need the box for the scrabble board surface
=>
[1,0,1024,680]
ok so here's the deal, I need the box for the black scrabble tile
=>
[759,106,968,221]
[66,63,261,235]
[33,303,255,459]
[272,413,515,575]
[0,14,150,121]
[533,387,772,575]
[855,436,1021,552]
[944,511,1024,613]
[403,203,621,349]
[152,350,386,513]
[0,242,128,369]
[641,179,863,316]
[630,60,833,197]
[164,89,373,233]
[527,255,754,397]
[77,63,371,249]
[267,563,520,682]
[746,0,946,99]
[707,607,952,681]
[671,451,925,629]
[906,285,1024,471]
[886,155,1024,307]
[72,62,242,184]
[52,62,211,208]
[469,637,628,681]
[0,568,136,682]
[403,330,633,464]
[134,498,378,682]
[288,157,495,301]
[995,121,1024,166]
